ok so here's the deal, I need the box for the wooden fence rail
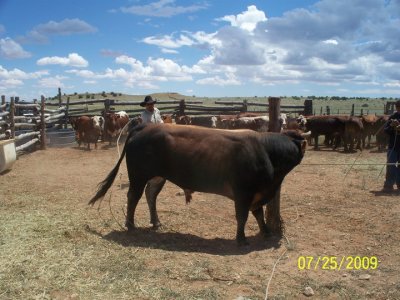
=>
[0,95,66,155]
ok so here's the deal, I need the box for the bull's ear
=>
[301,140,307,155]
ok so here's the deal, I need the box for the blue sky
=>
[1,0,400,100]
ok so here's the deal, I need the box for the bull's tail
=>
[88,125,141,205]
[88,144,127,205]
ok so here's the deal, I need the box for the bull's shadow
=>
[97,227,281,255]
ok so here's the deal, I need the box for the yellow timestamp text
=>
[297,256,378,271]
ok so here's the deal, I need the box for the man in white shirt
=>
[140,95,163,124]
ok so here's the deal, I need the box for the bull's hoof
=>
[151,222,162,230]
[125,221,135,232]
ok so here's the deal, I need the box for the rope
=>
[116,118,133,158]
[301,162,399,166]
[264,247,288,300]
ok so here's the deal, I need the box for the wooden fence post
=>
[350,104,355,116]
[104,98,112,113]
[266,96,283,234]
[303,99,313,116]
[40,95,46,150]
[15,96,20,116]
[178,99,186,116]
[64,96,70,129]
[242,99,248,113]
[326,106,330,115]
[10,97,15,139]
[0,95,5,112]
[58,87,62,106]
[268,97,281,132]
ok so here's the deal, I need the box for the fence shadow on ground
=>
[91,227,282,255]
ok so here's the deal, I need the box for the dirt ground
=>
[1,142,399,300]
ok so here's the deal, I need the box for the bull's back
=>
[307,116,345,134]
[125,124,268,194]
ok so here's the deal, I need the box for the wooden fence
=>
[319,103,389,116]
[44,96,311,119]
[0,95,66,154]
[0,94,312,153]
[1,92,395,157]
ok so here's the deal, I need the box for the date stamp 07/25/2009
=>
[297,256,378,271]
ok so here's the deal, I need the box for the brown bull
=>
[89,123,307,245]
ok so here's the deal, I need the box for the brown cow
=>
[361,114,380,148]
[161,114,173,123]
[175,115,191,125]
[70,116,102,150]
[89,123,307,245]
[227,116,269,132]
[103,111,130,145]
[303,115,363,152]
[343,116,363,152]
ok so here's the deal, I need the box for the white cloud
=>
[143,33,194,48]
[0,65,48,80]
[212,26,266,65]
[83,80,97,84]
[67,55,193,89]
[20,18,97,44]
[37,53,88,67]
[217,5,267,32]
[0,78,24,87]
[120,0,208,17]
[0,38,31,59]
[384,81,400,88]
[38,76,66,88]
[323,39,338,45]
[196,74,241,86]
[161,48,178,54]
[147,57,192,80]
[0,65,49,93]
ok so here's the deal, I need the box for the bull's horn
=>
[301,131,311,137]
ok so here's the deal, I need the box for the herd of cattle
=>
[70,110,389,152]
